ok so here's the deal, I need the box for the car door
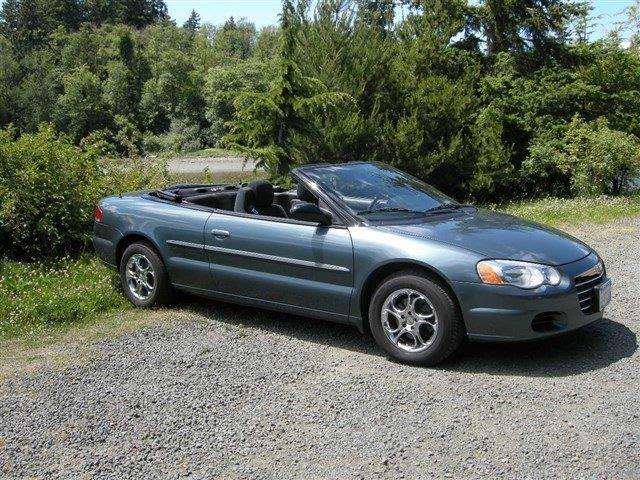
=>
[204,212,354,321]
[143,201,214,292]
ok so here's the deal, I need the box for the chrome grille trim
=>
[574,264,605,314]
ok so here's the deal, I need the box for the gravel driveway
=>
[1,219,639,479]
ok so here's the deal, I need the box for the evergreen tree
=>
[223,0,354,178]
[183,9,200,33]
[479,0,589,63]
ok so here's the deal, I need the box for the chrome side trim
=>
[166,239,205,250]
[166,239,350,272]
[204,244,350,272]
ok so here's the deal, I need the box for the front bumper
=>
[451,253,607,342]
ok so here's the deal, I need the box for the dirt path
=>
[166,156,260,174]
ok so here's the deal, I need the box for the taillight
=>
[94,205,103,222]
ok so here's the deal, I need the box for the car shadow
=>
[443,318,637,377]
[180,300,637,377]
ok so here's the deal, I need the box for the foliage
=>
[204,58,277,143]
[0,125,169,260]
[223,0,356,178]
[0,0,168,54]
[525,116,640,196]
[1,0,640,201]
[0,125,101,258]
[0,256,127,338]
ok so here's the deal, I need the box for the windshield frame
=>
[294,161,458,224]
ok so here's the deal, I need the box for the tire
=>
[119,242,174,307]
[368,270,464,366]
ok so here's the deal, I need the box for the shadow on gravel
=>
[443,318,637,377]
[184,301,384,358]
[183,300,636,376]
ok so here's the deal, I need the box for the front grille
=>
[575,265,605,315]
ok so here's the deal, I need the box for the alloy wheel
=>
[380,288,439,352]
[125,253,155,300]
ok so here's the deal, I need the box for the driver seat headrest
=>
[249,180,275,207]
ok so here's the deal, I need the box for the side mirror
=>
[289,202,332,226]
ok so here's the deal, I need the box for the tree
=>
[0,0,169,53]
[55,66,111,141]
[0,36,20,125]
[212,16,257,60]
[183,9,201,34]
[223,0,355,178]
[358,0,394,33]
[478,0,589,64]
[205,59,277,142]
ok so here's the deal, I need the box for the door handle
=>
[211,229,230,239]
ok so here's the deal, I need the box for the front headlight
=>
[476,260,561,289]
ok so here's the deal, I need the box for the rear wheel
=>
[119,242,174,307]
[369,271,464,366]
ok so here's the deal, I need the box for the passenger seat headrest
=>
[248,180,274,207]
[297,183,317,203]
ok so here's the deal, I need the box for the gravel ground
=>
[166,156,258,174]
[1,219,639,479]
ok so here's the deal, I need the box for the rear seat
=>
[187,191,238,211]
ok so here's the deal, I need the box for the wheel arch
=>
[358,261,464,333]
[115,232,164,269]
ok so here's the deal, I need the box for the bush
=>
[0,125,102,259]
[0,124,170,259]
[142,119,214,154]
[524,117,640,196]
[0,256,127,338]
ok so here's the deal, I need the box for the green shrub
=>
[0,256,127,338]
[0,125,170,259]
[99,157,170,194]
[0,125,102,259]
[524,117,640,196]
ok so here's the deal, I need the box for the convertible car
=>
[93,162,612,365]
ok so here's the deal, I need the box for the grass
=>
[497,194,640,227]
[0,256,128,339]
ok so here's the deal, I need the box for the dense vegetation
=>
[1,0,639,200]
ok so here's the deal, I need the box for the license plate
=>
[597,279,612,311]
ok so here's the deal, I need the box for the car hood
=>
[381,208,592,266]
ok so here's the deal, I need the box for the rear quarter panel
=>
[94,195,213,290]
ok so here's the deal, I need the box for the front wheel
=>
[119,242,174,307]
[368,271,464,366]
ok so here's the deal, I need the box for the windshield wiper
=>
[424,203,473,214]
[357,207,425,216]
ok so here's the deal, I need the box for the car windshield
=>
[301,162,457,219]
